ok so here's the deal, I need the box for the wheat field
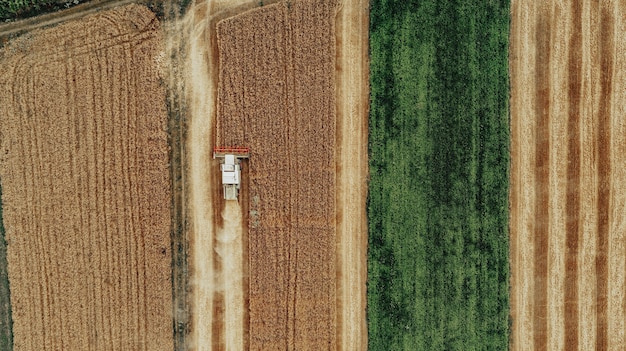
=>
[0,5,174,350]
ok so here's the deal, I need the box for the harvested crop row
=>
[216,0,337,349]
[510,1,626,350]
[0,5,173,351]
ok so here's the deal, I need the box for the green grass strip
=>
[0,182,12,351]
[0,0,84,22]
[367,0,510,349]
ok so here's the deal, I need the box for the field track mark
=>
[29,70,51,351]
[103,54,115,349]
[12,82,35,349]
[611,3,626,347]
[565,1,582,348]
[91,47,105,349]
[71,52,94,350]
[596,3,613,350]
[64,53,80,350]
[20,106,35,350]
[35,69,48,351]
[548,4,568,347]
[64,57,76,349]
[114,48,127,347]
[99,48,116,349]
[533,5,551,350]
[118,43,131,348]
[126,42,141,350]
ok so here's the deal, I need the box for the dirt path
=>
[334,0,369,349]
[182,0,255,350]
[510,1,626,350]
[215,202,244,351]
[184,2,215,349]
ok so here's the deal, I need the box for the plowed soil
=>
[510,1,626,350]
[216,0,338,349]
[0,5,174,351]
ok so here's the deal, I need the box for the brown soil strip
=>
[565,1,582,348]
[160,5,193,350]
[212,206,224,350]
[0,5,173,350]
[533,8,551,350]
[595,4,614,350]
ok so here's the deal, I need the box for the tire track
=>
[215,202,244,351]
[596,4,613,350]
[565,1,582,348]
[67,52,89,351]
[77,52,93,350]
[610,4,626,347]
[18,69,39,351]
[27,70,50,351]
[533,6,551,350]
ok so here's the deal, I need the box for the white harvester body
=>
[221,155,241,200]
[213,147,249,201]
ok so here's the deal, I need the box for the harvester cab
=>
[213,146,250,200]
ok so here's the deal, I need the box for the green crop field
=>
[0,183,12,351]
[0,0,85,21]
[367,0,510,350]
[1,0,53,20]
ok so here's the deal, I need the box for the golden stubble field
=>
[0,5,174,350]
[510,1,626,350]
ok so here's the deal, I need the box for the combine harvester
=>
[213,146,250,200]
